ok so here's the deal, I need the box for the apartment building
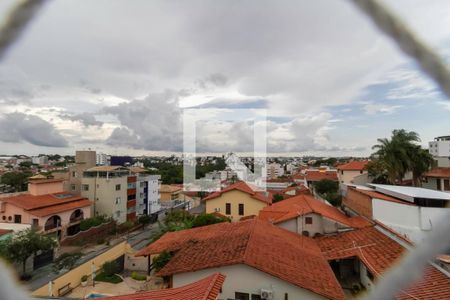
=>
[267,162,284,179]
[81,166,161,223]
[31,156,49,165]
[429,135,450,167]
[96,152,110,166]
[68,151,96,195]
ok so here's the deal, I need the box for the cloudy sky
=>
[0,0,449,157]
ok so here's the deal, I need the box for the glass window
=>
[305,216,313,224]
[82,184,89,191]
[238,203,244,216]
[116,197,121,204]
[235,292,249,300]
[226,203,231,215]
[71,184,76,191]
[115,184,121,190]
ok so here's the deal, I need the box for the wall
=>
[28,181,64,196]
[435,156,450,168]
[32,241,128,297]
[372,199,450,243]
[81,177,127,223]
[68,151,96,195]
[205,190,268,222]
[338,170,367,186]
[422,178,440,191]
[343,188,373,219]
[173,264,327,300]
[60,221,115,246]
[359,262,374,291]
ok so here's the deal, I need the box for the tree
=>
[366,160,389,184]
[138,215,152,229]
[273,194,284,203]
[152,251,173,272]
[192,213,229,228]
[371,129,433,185]
[0,171,32,192]
[0,229,57,278]
[313,179,341,207]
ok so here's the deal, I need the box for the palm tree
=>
[371,129,430,185]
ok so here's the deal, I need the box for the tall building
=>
[68,151,96,195]
[31,156,48,165]
[81,166,161,223]
[429,135,450,167]
[267,163,284,179]
[96,152,110,166]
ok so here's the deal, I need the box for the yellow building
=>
[204,181,272,222]
[160,184,182,202]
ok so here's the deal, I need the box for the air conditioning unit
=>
[260,289,273,300]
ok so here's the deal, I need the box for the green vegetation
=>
[0,171,32,192]
[138,215,152,228]
[81,275,88,282]
[371,129,434,186]
[79,215,110,231]
[52,252,83,273]
[313,179,341,207]
[131,271,147,281]
[94,272,123,284]
[94,260,123,284]
[152,251,173,272]
[0,229,57,278]
[149,211,229,244]
[272,194,284,203]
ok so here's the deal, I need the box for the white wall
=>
[173,264,327,300]
[372,198,450,243]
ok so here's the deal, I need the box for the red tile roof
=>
[203,181,272,204]
[0,193,92,217]
[424,167,450,178]
[337,160,369,171]
[305,170,338,182]
[315,227,450,300]
[105,273,225,300]
[258,194,371,228]
[350,187,416,206]
[137,219,345,300]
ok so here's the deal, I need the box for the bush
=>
[152,251,173,272]
[102,260,119,277]
[138,215,152,226]
[192,213,230,228]
[94,272,123,284]
[79,215,109,231]
[131,271,147,281]
[81,275,88,282]
[273,194,284,203]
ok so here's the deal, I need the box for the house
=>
[265,178,290,190]
[0,177,92,238]
[259,194,370,236]
[429,135,450,167]
[105,273,225,300]
[422,167,450,191]
[160,184,182,202]
[304,170,338,190]
[136,219,345,300]
[343,184,450,243]
[269,185,310,201]
[203,181,272,222]
[316,226,450,299]
[336,160,369,190]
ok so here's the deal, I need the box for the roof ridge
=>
[243,219,258,263]
[202,273,225,300]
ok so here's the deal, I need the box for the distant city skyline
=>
[0,0,449,157]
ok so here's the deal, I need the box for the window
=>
[251,294,262,300]
[235,292,250,300]
[305,216,313,224]
[72,171,77,178]
[360,170,363,174]
[238,203,244,216]
[82,184,89,191]
[71,184,76,191]
[32,218,39,227]
[115,184,121,190]
[226,203,231,215]
[115,197,121,204]
[437,179,442,190]
[444,179,450,191]
[14,214,21,224]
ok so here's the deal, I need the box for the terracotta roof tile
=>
[424,167,450,178]
[337,160,369,171]
[137,219,345,300]
[315,227,450,300]
[160,184,182,193]
[0,193,92,217]
[305,170,338,182]
[259,194,371,228]
[203,181,272,204]
[105,273,225,300]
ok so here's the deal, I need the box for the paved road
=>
[25,224,162,291]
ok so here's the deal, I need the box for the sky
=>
[0,0,449,157]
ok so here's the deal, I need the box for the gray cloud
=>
[0,112,68,147]
[60,112,103,127]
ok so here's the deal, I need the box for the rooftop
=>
[85,166,129,172]
[203,181,272,204]
[258,194,371,229]
[336,160,369,171]
[348,186,416,206]
[369,184,450,202]
[104,273,225,300]
[316,227,450,300]
[305,170,338,182]
[160,184,182,193]
[137,219,345,300]
[424,167,450,178]
[0,192,92,217]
